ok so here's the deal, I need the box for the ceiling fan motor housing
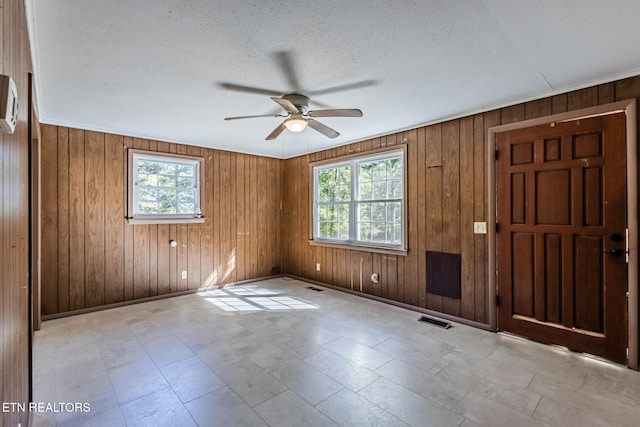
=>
[283,93,310,113]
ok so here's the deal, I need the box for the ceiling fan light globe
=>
[284,117,307,133]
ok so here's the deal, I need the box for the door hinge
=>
[495,150,499,160]
[496,294,501,306]
[495,223,500,233]
[626,228,629,263]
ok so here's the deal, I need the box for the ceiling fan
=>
[224,93,363,140]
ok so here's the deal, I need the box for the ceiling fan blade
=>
[307,119,340,139]
[224,114,285,121]
[274,51,302,91]
[309,99,332,109]
[309,80,377,96]
[218,82,283,97]
[265,123,287,140]
[308,109,363,118]
[271,97,299,113]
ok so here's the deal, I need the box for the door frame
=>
[487,99,638,369]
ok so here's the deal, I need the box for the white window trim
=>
[127,149,205,225]
[309,146,407,255]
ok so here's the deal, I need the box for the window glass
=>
[128,150,203,222]
[313,149,405,250]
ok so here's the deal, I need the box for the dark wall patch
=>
[426,251,461,299]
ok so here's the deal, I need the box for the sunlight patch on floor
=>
[201,287,319,312]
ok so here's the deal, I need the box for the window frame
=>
[309,146,407,255]
[127,149,205,225]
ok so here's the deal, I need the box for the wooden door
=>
[496,112,627,364]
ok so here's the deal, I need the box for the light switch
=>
[473,222,487,234]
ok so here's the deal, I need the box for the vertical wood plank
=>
[276,159,283,273]
[598,83,615,104]
[84,131,105,307]
[2,0,7,414]
[615,75,640,100]
[201,148,215,287]
[416,126,427,308]
[68,128,86,310]
[212,150,221,285]
[425,124,443,312]
[385,255,396,300]
[372,253,382,297]
[567,87,599,110]
[56,127,70,312]
[442,121,461,316]
[306,159,315,279]
[473,113,487,323]
[281,158,290,274]
[324,248,333,285]
[219,150,232,283]
[229,152,238,281]
[249,155,258,278]
[243,153,252,279]
[40,125,58,315]
[255,156,267,277]
[235,153,246,281]
[2,0,32,420]
[266,157,279,275]
[552,94,568,114]
[501,103,525,125]
[104,133,124,304]
[460,116,475,319]
[525,98,552,120]
[340,249,352,289]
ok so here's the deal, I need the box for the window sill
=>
[308,239,408,256]
[126,217,206,225]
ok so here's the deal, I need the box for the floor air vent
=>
[306,286,324,292]
[418,315,451,329]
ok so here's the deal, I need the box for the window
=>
[312,148,406,252]
[127,149,205,224]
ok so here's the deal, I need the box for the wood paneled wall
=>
[1,1,32,426]
[39,77,640,332]
[282,76,640,325]
[40,126,282,315]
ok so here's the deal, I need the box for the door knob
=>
[605,247,624,257]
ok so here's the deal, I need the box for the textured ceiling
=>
[27,0,640,158]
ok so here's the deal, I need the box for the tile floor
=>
[32,277,640,426]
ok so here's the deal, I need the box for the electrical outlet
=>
[181,270,187,280]
[316,263,321,271]
[473,222,487,234]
